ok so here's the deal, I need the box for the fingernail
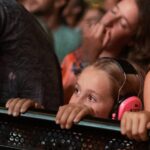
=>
[20,109,25,113]
[13,112,17,117]
[55,120,59,124]
[74,119,79,123]
[66,125,71,129]
[8,111,11,115]
[61,125,64,129]
[121,130,125,134]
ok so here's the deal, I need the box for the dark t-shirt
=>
[0,0,63,110]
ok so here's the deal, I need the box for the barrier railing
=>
[0,106,149,150]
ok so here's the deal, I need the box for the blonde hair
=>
[92,58,145,102]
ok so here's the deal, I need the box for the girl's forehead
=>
[79,66,109,83]
[77,66,114,100]
[117,0,139,29]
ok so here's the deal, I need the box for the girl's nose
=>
[76,96,83,104]
[75,94,86,104]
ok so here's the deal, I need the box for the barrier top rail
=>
[0,106,149,150]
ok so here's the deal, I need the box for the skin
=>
[56,66,114,129]
[121,71,150,141]
[5,98,44,117]
[144,71,150,111]
[121,111,150,141]
[81,0,139,62]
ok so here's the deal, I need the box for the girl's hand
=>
[5,98,44,117]
[55,103,93,129]
[121,111,150,141]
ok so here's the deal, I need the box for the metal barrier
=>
[0,107,149,150]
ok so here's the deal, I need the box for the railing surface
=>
[0,107,149,150]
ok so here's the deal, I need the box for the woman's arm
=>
[144,71,150,111]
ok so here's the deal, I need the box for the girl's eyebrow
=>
[88,89,104,100]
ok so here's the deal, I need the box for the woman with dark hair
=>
[79,0,150,71]
[61,0,150,103]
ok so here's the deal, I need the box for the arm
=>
[121,111,150,141]
[144,71,150,111]
[120,71,150,141]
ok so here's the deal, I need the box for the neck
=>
[99,47,123,58]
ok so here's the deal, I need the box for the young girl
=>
[56,57,144,129]
[6,58,144,139]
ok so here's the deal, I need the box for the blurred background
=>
[86,0,104,6]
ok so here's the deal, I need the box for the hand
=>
[5,98,44,117]
[81,23,110,63]
[55,103,93,129]
[121,111,150,141]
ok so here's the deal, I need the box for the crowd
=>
[0,0,150,141]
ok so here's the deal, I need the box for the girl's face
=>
[69,66,114,118]
[100,0,139,50]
